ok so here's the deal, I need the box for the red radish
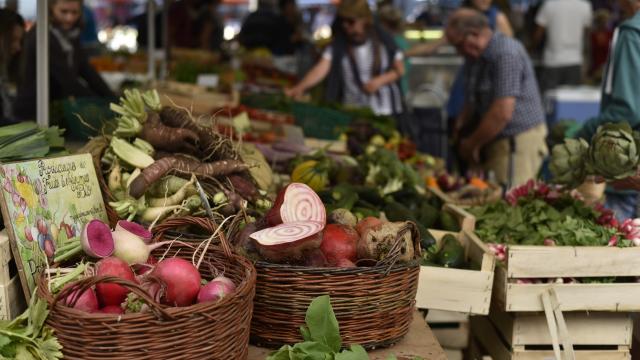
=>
[336,258,356,268]
[99,305,125,314]
[95,257,136,307]
[133,255,158,275]
[81,220,115,258]
[266,183,326,226]
[197,277,236,303]
[320,224,359,265]
[250,221,324,263]
[63,287,99,313]
[355,217,383,236]
[152,258,202,307]
[112,230,173,265]
[116,220,152,244]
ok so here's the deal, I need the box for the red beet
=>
[355,217,383,236]
[266,183,326,226]
[152,258,202,307]
[250,221,324,263]
[320,224,359,265]
[63,287,99,313]
[95,257,136,307]
[99,305,125,314]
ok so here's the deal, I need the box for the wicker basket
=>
[250,223,421,350]
[38,223,256,360]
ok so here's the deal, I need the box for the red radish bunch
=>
[99,305,125,314]
[487,243,506,262]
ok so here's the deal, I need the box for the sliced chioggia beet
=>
[115,220,153,244]
[81,220,115,258]
[250,221,324,263]
[266,183,326,226]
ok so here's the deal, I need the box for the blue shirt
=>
[463,33,545,138]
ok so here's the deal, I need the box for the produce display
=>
[81,88,271,229]
[46,219,238,312]
[241,182,420,267]
[550,122,640,186]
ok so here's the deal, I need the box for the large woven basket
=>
[250,223,421,350]
[38,225,256,359]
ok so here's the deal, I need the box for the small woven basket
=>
[250,222,421,350]
[38,219,256,360]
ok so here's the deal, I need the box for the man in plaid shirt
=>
[445,8,548,188]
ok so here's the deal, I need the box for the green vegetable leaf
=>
[304,295,341,352]
[15,344,36,360]
[335,345,369,360]
[0,334,11,348]
[292,341,334,359]
[300,326,312,342]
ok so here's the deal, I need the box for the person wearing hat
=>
[285,0,405,119]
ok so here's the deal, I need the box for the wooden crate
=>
[470,315,631,360]
[427,310,470,349]
[489,307,632,347]
[443,204,476,233]
[494,245,640,312]
[416,230,495,315]
[0,275,26,320]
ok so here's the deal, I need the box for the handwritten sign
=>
[0,154,108,299]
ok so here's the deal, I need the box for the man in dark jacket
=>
[284,0,405,117]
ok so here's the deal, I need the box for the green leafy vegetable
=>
[0,292,63,360]
[267,295,369,360]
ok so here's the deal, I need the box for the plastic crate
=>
[62,97,116,140]
[292,102,352,140]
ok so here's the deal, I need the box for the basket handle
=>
[152,216,233,258]
[52,275,174,321]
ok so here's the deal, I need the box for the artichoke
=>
[587,122,639,180]
[550,138,590,187]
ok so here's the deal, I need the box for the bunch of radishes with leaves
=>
[50,219,236,314]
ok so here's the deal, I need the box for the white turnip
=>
[115,220,153,244]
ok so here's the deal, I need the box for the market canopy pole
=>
[147,0,156,80]
[36,0,49,128]
[161,0,170,80]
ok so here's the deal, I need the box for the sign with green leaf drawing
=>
[0,154,107,299]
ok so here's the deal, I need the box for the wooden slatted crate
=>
[0,231,25,320]
[426,310,470,349]
[493,245,640,312]
[416,230,495,315]
[470,315,631,360]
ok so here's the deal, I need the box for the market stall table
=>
[247,310,447,360]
